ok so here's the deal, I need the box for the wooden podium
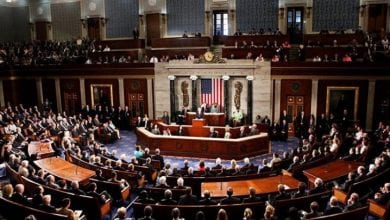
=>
[192,119,206,127]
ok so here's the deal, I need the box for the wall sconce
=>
[279,8,285,18]
[205,11,210,22]
[100,17,108,26]
[29,22,34,32]
[230,9,235,20]
[139,15,144,25]
[360,5,367,16]
[189,75,198,81]
[80,19,86,28]
[306,7,312,18]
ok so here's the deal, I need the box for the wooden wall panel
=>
[3,79,37,107]
[84,79,119,107]
[42,79,57,112]
[317,80,368,127]
[373,80,390,126]
[60,79,81,115]
[280,79,312,119]
[124,79,148,117]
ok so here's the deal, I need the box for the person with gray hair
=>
[324,196,343,215]
[70,181,86,195]
[159,189,177,205]
[175,177,185,189]
[309,178,326,194]
[40,194,56,212]
[213,157,222,170]
[157,176,169,188]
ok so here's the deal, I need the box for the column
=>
[274,79,282,122]
[147,78,154,119]
[118,78,125,107]
[168,75,176,122]
[36,78,44,106]
[0,80,4,107]
[311,80,318,118]
[366,80,376,131]
[55,78,62,113]
[247,76,253,124]
[223,76,230,124]
[79,78,86,107]
[191,75,198,111]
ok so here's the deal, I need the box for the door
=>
[87,18,101,40]
[35,22,48,41]
[287,7,304,44]
[286,96,304,137]
[146,13,161,46]
[368,4,387,33]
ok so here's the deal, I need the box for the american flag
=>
[201,78,223,110]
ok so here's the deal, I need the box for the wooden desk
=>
[303,160,363,187]
[34,157,95,185]
[201,174,299,197]
[186,112,226,126]
[136,127,270,160]
[28,141,55,159]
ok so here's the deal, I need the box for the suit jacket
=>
[11,193,30,205]
[198,198,218,205]
[40,204,57,212]
[324,206,343,215]
[56,207,77,220]
[220,196,241,204]
[159,198,177,205]
[178,195,198,205]
[243,196,263,203]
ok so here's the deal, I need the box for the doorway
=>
[286,96,305,137]
[368,4,387,33]
[287,7,304,44]
[87,17,101,40]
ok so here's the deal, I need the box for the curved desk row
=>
[136,127,270,160]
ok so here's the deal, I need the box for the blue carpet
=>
[104,130,299,169]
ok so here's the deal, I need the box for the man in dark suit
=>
[219,187,241,204]
[195,107,204,119]
[287,156,301,172]
[151,148,164,168]
[270,184,290,202]
[309,178,327,195]
[375,182,390,205]
[133,26,139,39]
[295,111,308,138]
[69,181,86,195]
[135,116,143,127]
[344,193,362,211]
[11,184,30,205]
[243,187,263,203]
[198,190,217,205]
[138,205,155,220]
[303,201,323,219]
[158,189,177,205]
[40,195,57,212]
[178,187,198,205]
[258,159,271,174]
[279,119,289,141]
[324,196,343,215]
[209,127,218,138]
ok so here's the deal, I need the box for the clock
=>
[148,0,157,6]
[204,51,214,62]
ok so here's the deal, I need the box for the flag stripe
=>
[201,78,224,111]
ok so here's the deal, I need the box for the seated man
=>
[209,127,218,138]
[220,187,241,204]
[232,109,243,127]
[195,107,204,119]
[210,103,219,113]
